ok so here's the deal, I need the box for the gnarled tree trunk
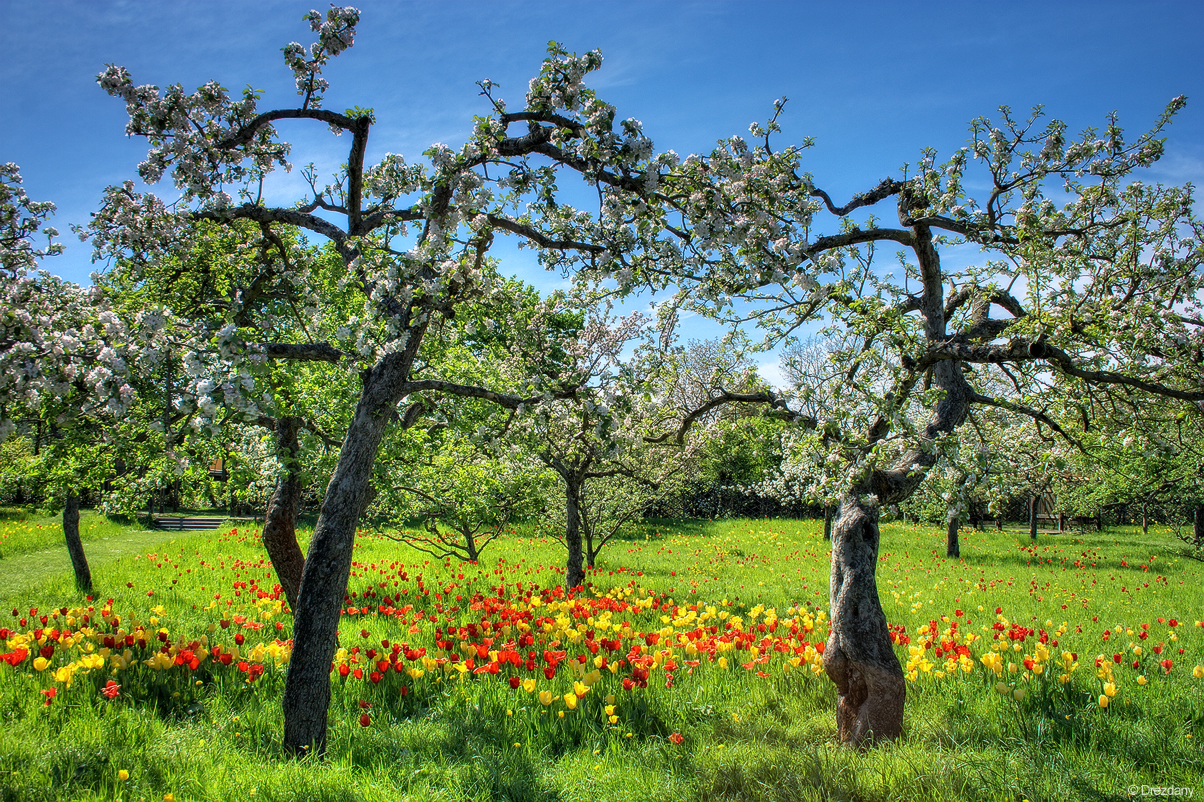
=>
[823,493,905,745]
[820,290,972,746]
[262,416,306,609]
[63,492,92,593]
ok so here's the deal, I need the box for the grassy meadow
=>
[0,511,1201,801]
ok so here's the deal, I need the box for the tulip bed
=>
[0,513,1201,801]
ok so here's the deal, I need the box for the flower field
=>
[0,515,1201,801]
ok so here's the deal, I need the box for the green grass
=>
[0,513,1201,801]
[0,508,146,560]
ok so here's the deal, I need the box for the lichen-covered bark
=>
[63,492,92,593]
[946,513,960,559]
[823,493,905,745]
[262,416,305,610]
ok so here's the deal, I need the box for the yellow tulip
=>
[33,657,50,672]
[538,690,553,706]
[564,693,579,710]
[522,678,536,693]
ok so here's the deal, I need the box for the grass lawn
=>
[0,513,1201,801]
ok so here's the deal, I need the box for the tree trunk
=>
[1194,505,1203,546]
[818,239,964,747]
[262,416,306,610]
[63,492,92,593]
[823,506,833,541]
[945,512,960,559]
[282,366,405,757]
[564,481,585,590]
[822,494,905,746]
[462,530,479,563]
[1029,496,1038,540]
[1141,506,1149,536]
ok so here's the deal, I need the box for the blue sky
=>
[2,0,1202,375]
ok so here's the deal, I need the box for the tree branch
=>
[968,391,1087,453]
[215,109,361,149]
[260,342,345,362]
[194,204,347,243]
[809,178,906,217]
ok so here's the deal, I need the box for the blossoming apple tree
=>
[652,100,1204,744]
[83,8,728,754]
[0,163,146,592]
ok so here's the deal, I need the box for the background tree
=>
[1,164,143,593]
[368,284,563,564]
[99,219,352,606]
[1059,402,1204,542]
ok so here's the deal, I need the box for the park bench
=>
[152,516,226,531]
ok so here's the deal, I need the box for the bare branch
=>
[810,177,906,217]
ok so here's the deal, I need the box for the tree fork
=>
[822,493,905,746]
